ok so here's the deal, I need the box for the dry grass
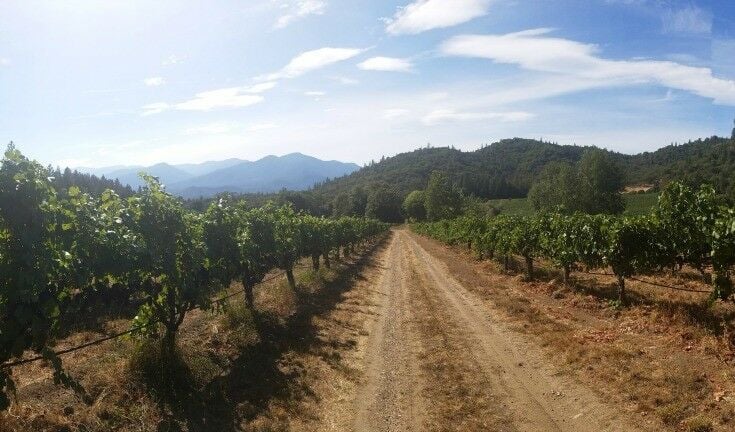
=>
[411,232,735,431]
[0,235,389,432]
[407,262,515,432]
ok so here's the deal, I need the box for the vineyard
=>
[0,145,389,411]
[412,181,735,305]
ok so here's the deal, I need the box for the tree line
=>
[313,125,735,214]
[0,144,389,410]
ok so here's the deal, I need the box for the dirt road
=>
[341,229,638,432]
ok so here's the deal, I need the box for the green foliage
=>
[402,190,426,222]
[413,180,735,304]
[314,135,735,211]
[528,161,578,212]
[529,150,624,215]
[331,192,352,217]
[365,185,402,223]
[577,149,625,214]
[425,171,462,221]
[712,209,735,300]
[488,197,535,216]
[130,176,214,349]
[623,192,659,215]
[0,146,391,410]
[654,182,721,273]
[0,144,69,409]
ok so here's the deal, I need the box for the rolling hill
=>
[310,136,735,201]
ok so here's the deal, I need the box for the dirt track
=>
[342,229,638,432]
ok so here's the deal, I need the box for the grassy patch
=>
[623,192,659,215]
[488,197,534,216]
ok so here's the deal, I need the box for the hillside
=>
[78,153,360,197]
[312,136,735,201]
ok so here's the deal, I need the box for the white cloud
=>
[175,88,264,111]
[142,86,266,115]
[662,6,712,34]
[422,109,534,125]
[259,47,364,81]
[0,58,10,66]
[305,91,326,96]
[358,56,414,72]
[275,0,326,29]
[385,0,492,35]
[144,77,166,87]
[245,81,278,93]
[441,29,735,105]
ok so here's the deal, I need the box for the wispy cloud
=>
[246,81,278,93]
[174,88,264,111]
[441,29,735,105]
[0,58,10,66]
[305,90,326,96]
[142,85,267,115]
[422,109,534,125]
[358,56,414,72]
[274,0,326,29]
[258,47,364,81]
[384,0,492,35]
[144,77,166,87]
[662,5,712,34]
[141,103,171,116]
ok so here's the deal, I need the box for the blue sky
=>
[0,0,734,168]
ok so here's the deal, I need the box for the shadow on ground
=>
[146,234,391,432]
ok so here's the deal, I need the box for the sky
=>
[0,0,734,168]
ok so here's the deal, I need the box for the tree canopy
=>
[529,149,624,215]
[425,171,463,221]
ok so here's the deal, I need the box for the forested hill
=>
[312,136,735,200]
[623,136,735,195]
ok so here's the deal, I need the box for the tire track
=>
[353,233,425,432]
[402,230,637,432]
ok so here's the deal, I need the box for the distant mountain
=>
[175,158,244,177]
[103,163,194,189]
[77,153,360,197]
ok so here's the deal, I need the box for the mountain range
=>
[80,153,360,198]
